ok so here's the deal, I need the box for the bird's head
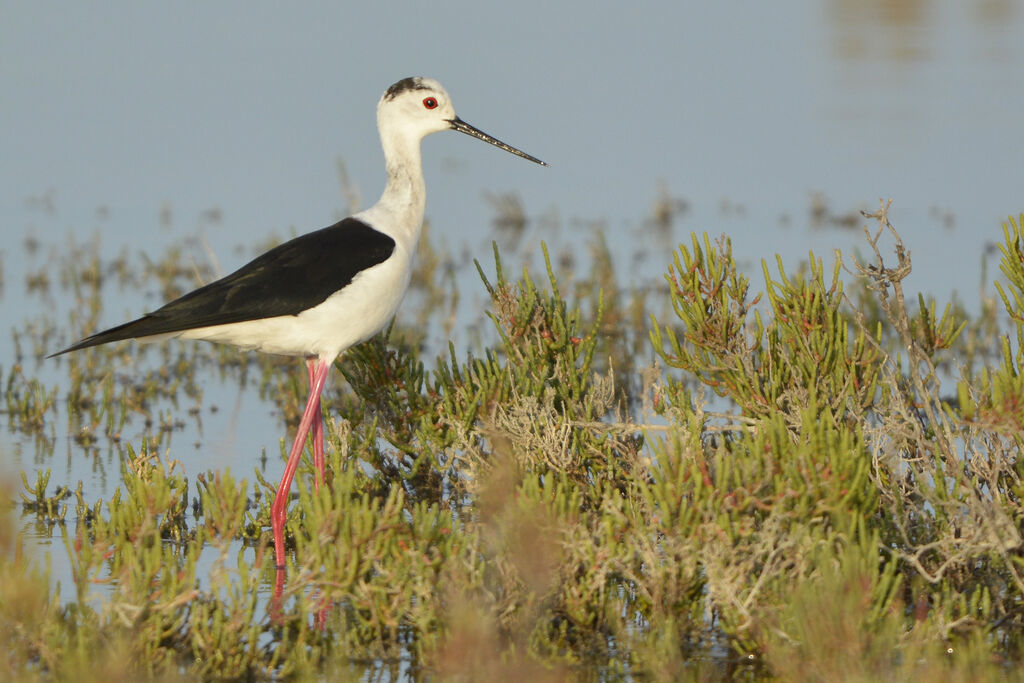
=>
[377,77,547,166]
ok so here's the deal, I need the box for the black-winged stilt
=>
[52,76,547,570]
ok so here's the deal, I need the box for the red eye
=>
[423,97,438,109]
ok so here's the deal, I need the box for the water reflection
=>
[828,0,1017,64]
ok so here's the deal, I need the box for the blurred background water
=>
[2,0,1023,573]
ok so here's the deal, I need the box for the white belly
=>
[175,247,413,359]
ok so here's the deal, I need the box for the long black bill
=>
[449,117,548,166]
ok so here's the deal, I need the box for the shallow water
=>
[3,4,1023,676]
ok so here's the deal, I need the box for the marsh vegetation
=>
[3,196,1024,681]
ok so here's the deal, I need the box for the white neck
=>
[355,125,427,251]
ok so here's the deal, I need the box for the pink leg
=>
[306,358,325,491]
[272,357,330,570]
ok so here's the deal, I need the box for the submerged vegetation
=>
[3,198,1024,680]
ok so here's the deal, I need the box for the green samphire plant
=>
[5,202,1024,680]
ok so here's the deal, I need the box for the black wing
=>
[52,217,395,355]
